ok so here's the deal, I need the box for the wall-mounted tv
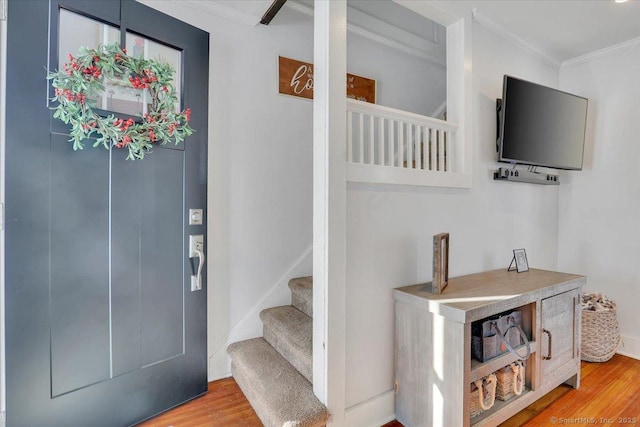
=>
[497,75,588,170]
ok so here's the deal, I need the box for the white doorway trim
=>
[1,1,8,418]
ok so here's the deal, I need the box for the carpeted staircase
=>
[227,276,329,427]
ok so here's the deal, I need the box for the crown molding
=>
[284,0,313,17]
[471,8,561,69]
[561,35,640,69]
[286,0,446,66]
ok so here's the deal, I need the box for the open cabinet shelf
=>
[470,341,537,382]
[471,387,532,426]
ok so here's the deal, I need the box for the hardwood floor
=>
[140,354,640,426]
[498,354,640,427]
[384,354,640,427]
[137,378,261,427]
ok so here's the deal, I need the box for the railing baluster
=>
[414,124,420,170]
[369,115,375,165]
[420,126,424,170]
[398,122,404,168]
[388,120,395,167]
[378,116,385,167]
[406,123,413,169]
[359,113,364,164]
[425,128,430,170]
[445,130,451,173]
[438,129,445,172]
[430,128,437,171]
[347,110,353,163]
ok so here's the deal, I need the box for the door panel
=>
[6,0,209,425]
[50,136,111,397]
[140,149,185,366]
[112,155,143,377]
[541,289,578,379]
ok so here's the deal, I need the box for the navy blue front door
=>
[5,1,209,425]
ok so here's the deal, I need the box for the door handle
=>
[192,249,205,291]
[543,328,552,360]
[189,235,204,291]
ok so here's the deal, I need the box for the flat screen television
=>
[497,75,588,170]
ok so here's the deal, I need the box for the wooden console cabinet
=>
[393,269,584,427]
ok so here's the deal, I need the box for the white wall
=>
[558,42,640,359]
[140,1,448,381]
[345,21,560,412]
[138,2,315,380]
[347,32,446,117]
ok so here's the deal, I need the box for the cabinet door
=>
[540,289,579,379]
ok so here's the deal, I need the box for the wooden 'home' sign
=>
[278,56,376,103]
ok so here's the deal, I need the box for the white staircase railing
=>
[346,99,469,188]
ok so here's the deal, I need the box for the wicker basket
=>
[581,304,621,362]
[495,361,525,401]
[470,373,496,418]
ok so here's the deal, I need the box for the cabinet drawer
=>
[540,289,579,379]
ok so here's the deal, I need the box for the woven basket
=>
[581,305,620,362]
[495,361,525,401]
[470,373,496,418]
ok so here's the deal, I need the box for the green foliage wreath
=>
[48,43,193,160]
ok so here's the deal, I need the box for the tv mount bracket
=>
[496,98,502,153]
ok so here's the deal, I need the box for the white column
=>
[313,1,347,425]
[446,17,472,178]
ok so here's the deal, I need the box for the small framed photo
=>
[511,248,529,273]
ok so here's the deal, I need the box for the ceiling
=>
[431,0,640,64]
[205,0,640,65]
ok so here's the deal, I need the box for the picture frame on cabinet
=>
[432,233,450,294]
[508,248,529,273]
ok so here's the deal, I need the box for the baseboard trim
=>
[207,244,313,381]
[208,372,233,383]
[617,334,640,361]
[344,390,395,427]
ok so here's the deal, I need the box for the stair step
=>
[289,276,313,318]
[261,306,312,383]
[228,338,328,427]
